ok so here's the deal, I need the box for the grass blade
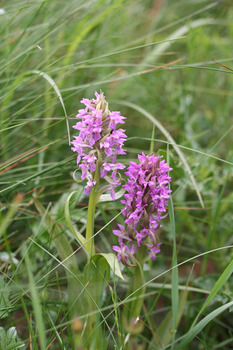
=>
[174,301,233,350]
[191,258,233,328]
[118,101,205,208]
[24,251,46,350]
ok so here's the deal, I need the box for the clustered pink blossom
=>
[71,91,127,198]
[113,153,172,263]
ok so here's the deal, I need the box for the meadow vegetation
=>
[0,0,233,349]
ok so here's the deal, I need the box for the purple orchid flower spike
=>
[113,153,172,264]
[71,91,127,199]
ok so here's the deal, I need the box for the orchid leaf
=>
[84,254,111,306]
[64,190,87,251]
[97,253,124,280]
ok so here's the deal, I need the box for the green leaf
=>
[169,194,179,333]
[151,289,189,349]
[82,254,113,349]
[149,124,155,154]
[25,251,47,350]
[33,197,82,318]
[0,327,26,349]
[97,253,124,280]
[64,190,87,251]
[191,258,233,328]
[84,254,111,306]
[0,194,23,239]
[0,277,10,319]
[175,300,233,350]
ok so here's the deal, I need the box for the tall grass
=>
[0,0,232,349]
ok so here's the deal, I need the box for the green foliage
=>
[84,254,111,306]
[97,253,124,280]
[0,0,233,349]
[0,327,25,350]
[0,277,10,319]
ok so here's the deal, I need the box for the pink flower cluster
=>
[113,153,172,264]
[71,92,127,198]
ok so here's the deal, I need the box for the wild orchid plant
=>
[69,91,172,349]
[112,153,172,343]
[71,91,127,258]
[69,91,127,348]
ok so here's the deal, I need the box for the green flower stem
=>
[85,187,98,260]
[131,264,145,319]
[84,176,100,345]
[123,248,146,335]
[85,157,101,260]
[122,251,146,350]
[130,250,146,322]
